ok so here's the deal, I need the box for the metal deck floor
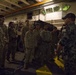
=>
[0,52,64,75]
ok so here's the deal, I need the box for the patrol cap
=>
[62,13,76,19]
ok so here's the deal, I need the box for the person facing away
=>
[33,23,41,60]
[56,13,76,75]
[39,24,52,64]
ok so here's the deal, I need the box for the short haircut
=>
[0,15,4,18]
[8,22,14,27]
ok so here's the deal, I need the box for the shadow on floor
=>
[0,67,36,75]
[46,61,64,75]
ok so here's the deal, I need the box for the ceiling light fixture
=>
[36,0,53,3]
[36,0,43,2]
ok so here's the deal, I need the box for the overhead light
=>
[36,0,53,3]
[36,0,43,2]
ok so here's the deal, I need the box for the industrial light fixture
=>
[36,0,43,2]
[36,0,53,3]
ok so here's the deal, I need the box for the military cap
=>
[62,13,76,19]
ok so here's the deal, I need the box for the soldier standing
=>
[0,27,5,68]
[0,15,8,68]
[7,22,17,62]
[22,20,29,51]
[24,24,36,69]
[56,13,76,75]
[40,24,52,64]
[51,27,59,61]
[33,23,41,60]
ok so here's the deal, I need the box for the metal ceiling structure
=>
[0,0,75,17]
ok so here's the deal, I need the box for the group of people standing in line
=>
[0,13,76,75]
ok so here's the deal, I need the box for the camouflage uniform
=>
[24,29,37,68]
[1,24,8,39]
[7,26,17,61]
[0,24,8,67]
[33,29,41,59]
[0,27,5,68]
[57,25,66,59]
[22,25,29,50]
[59,23,76,75]
[22,20,29,51]
[51,29,59,60]
[39,29,52,64]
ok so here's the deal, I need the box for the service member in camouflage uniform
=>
[40,24,52,64]
[7,22,17,62]
[22,20,29,51]
[56,13,76,75]
[0,27,5,68]
[57,24,66,60]
[0,15,8,68]
[33,23,41,60]
[51,27,59,61]
[24,24,36,69]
